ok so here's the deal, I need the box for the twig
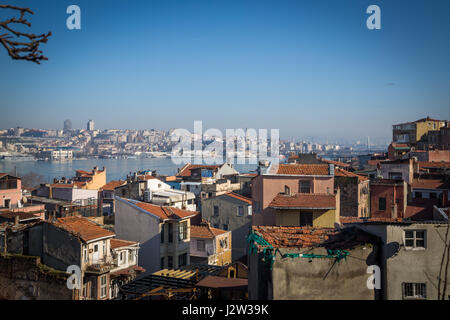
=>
[0,4,51,64]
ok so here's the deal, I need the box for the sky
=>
[0,0,449,143]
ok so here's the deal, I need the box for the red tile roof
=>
[110,239,138,249]
[196,275,248,288]
[127,200,199,221]
[190,224,227,239]
[320,158,350,168]
[177,164,221,177]
[0,211,42,221]
[269,193,336,209]
[252,226,337,248]
[334,168,368,182]
[54,216,115,242]
[223,192,252,204]
[412,178,449,190]
[276,164,330,175]
[340,217,404,224]
[418,161,450,169]
[252,226,379,250]
[102,180,126,191]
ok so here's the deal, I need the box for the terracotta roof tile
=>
[252,226,378,250]
[252,226,337,248]
[177,163,221,177]
[102,180,126,191]
[334,168,368,182]
[269,193,336,209]
[412,178,449,190]
[418,161,450,169]
[126,199,199,221]
[276,164,330,175]
[55,216,115,242]
[223,192,252,204]
[110,239,138,249]
[190,224,227,239]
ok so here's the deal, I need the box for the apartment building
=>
[114,197,199,273]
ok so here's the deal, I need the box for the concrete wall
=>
[114,197,161,273]
[0,254,73,300]
[201,195,252,261]
[274,209,337,228]
[361,223,450,300]
[335,177,369,217]
[40,223,82,272]
[249,245,379,300]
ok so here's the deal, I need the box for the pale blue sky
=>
[0,0,449,142]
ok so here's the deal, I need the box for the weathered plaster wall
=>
[0,254,73,300]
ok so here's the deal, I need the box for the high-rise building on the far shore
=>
[87,119,95,131]
[63,119,72,132]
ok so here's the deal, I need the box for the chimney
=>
[14,215,20,226]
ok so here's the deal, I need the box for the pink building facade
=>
[0,174,22,209]
[251,164,335,226]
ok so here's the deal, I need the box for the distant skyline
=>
[1,0,449,140]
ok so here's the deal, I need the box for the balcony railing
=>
[86,256,116,273]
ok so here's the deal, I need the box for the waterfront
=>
[0,158,259,183]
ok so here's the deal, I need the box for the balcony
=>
[85,256,117,274]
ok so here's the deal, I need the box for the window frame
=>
[403,229,426,250]
[402,282,426,300]
[378,197,386,211]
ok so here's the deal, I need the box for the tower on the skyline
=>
[87,120,95,131]
[64,119,72,132]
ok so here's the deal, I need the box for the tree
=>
[0,4,51,64]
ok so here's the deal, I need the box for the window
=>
[160,257,164,269]
[168,223,173,243]
[237,206,244,217]
[402,283,426,299]
[94,244,98,252]
[388,172,402,180]
[430,192,437,199]
[100,275,107,298]
[284,185,290,195]
[178,253,187,267]
[83,247,88,263]
[223,224,228,231]
[379,198,386,211]
[197,240,205,251]
[404,230,426,249]
[168,256,173,268]
[299,181,311,193]
[415,192,422,199]
[128,250,135,263]
[103,240,106,255]
[161,224,165,243]
[178,221,187,241]
[300,212,313,227]
[213,206,219,216]
[213,224,219,229]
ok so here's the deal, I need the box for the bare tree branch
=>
[0,4,51,64]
